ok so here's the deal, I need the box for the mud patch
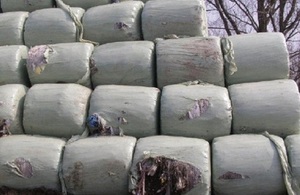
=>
[65,161,84,190]
[218,171,250,180]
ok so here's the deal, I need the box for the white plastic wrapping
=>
[83,1,143,44]
[142,0,208,40]
[1,0,54,12]
[61,0,132,10]
[223,32,290,85]
[160,83,232,141]
[156,37,224,88]
[26,43,94,88]
[0,12,28,45]
[0,135,65,191]
[229,79,300,137]
[0,45,30,86]
[24,8,85,46]
[23,84,92,138]
[129,135,211,195]
[62,136,136,194]
[88,85,160,138]
[0,85,28,134]
[213,134,286,195]
[91,41,155,87]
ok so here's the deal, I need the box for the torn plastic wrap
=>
[83,1,143,44]
[88,85,160,138]
[61,0,133,10]
[0,12,28,45]
[62,136,136,195]
[0,135,65,192]
[26,43,94,88]
[129,136,211,195]
[160,83,232,141]
[229,79,300,137]
[91,41,155,87]
[0,45,30,86]
[1,0,54,12]
[156,37,225,89]
[222,32,290,86]
[24,8,85,46]
[285,135,300,194]
[213,134,287,195]
[142,0,208,41]
[23,84,92,139]
[0,84,28,135]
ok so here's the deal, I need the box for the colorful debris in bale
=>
[133,156,202,195]
[0,119,11,137]
[86,113,124,136]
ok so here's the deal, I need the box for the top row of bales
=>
[0,0,207,46]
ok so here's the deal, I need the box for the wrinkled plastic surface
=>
[1,0,53,12]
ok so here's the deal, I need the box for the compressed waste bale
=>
[156,37,224,88]
[229,79,300,137]
[0,12,28,45]
[161,83,232,141]
[62,136,136,195]
[0,135,65,192]
[129,135,211,195]
[91,41,155,87]
[285,135,300,191]
[142,0,208,41]
[0,85,28,135]
[24,8,85,46]
[222,32,289,85]
[0,45,30,86]
[1,0,54,12]
[213,134,286,195]
[26,43,94,87]
[61,0,132,10]
[23,84,92,138]
[88,85,160,138]
[83,1,143,44]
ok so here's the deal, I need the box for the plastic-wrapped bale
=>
[222,32,289,85]
[1,0,54,12]
[142,0,207,41]
[61,0,132,10]
[88,85,160,138]
[62,136,136,195]
[23,84,92,138]
[0,135,65,192]
[285,135,300,191]
[0,85,28,135]
[83,1,143,45]
[129,136,211,195]
[24,8,85,46]
[91,41,155,87]
[156,37,224,88]
[26,43,94,88]
[229,79,300,137]
[213,134,287,195]
[160,83,231,141]
[0,12,28,45]
[0,45,30,86]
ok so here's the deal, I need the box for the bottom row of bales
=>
[1,79,299,141]
[0,134,299,194]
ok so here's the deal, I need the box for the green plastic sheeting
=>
[229,79,300,137]
[24,8,85,46]
[1,0,54,12]
[142,0,208,41]
[26,43,94,88]
[23,84,92,138]
[83,1,143,44]
[91,41,155,87]
[0,12,28,45]
[161,83,232,141]
[0,85,28,134]
[0,45,30,86]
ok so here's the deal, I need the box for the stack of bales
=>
[0,0,299,194]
